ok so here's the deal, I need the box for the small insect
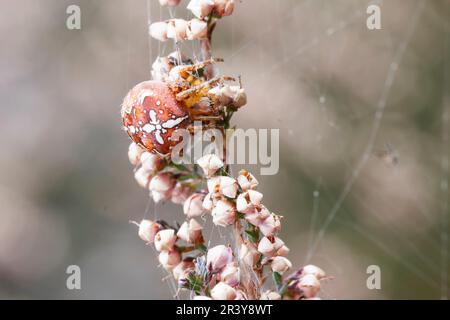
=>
[121,58,245,155]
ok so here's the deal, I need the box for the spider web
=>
[142,0,450,299]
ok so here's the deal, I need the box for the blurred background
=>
[0,0,449,299]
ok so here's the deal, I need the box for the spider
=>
[121,58,245,156]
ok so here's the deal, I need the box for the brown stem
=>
[200,19,217,79]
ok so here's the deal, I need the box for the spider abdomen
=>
[121,81,191,155]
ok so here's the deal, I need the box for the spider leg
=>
[176,76,236,101]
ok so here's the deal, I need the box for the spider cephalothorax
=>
[121,58,246,156]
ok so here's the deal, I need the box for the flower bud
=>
[151,56,171,81]
[239,242,261,267]
[187,0,214,20]
[212,199,236,226]
[133,219,161,244]
[172,259,195,283]
[177,219,204,244]
[158,249,181,271]
[220,85,246,108]
[186,18,208,40]
[197,154,224,177]
[257,236,285,257]
[258,213,281,237]
[171,182,192,205]
[183,193,205,218]
[213,0,235,17]
[134,167,152,188]
[149,173,175,202]
[202,192,214,211]
[301,265,326,280]
[159,0,181,6]
[219,177,238,198]
[270,256,292,274]
[207,245,233,271]
[220,262,240,287]
[244,205,271,226]
[237,169,258,191]
[141,152,164,173]
[210,282,237,300]
[236,190,263,214]
[149,21,169,42]
[298,274,321,298]
[260,290,281,300]
[154,229,177,251]
[166,19,188,42]
[128,142,144,166]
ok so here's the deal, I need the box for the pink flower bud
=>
[134,167,152,188]
[172,259,195,283]
[158,249,181,271]
[239,242,261,267]
[219,177,238,198]
[301,265,326,280]
[141,152,164,173]
[237,169,258,191]
[149,173,175,202]
[183,193,205,218]
[258,213,281,237]
[271,256,292,274]
[154,229,177,251]
[219,85,247,108]
[186,19,208,40]
[132,219,161,244]
[197,154,224,177]
[212,0,235,17]
[149,21,169,41]
[257,236,285,257]
[298,274,321,299]
[236,190,263,214]
[166,19,188,42]
[210,282,237,300]
[187,0,214,20]
[171,182,192,205]
[244,205,271,226]
[207,245,233,271]
[220,262,240,287]
[159,0,181,6]
[177,219,204,244]
[212,199,236,226]
[128,142,144,166]
[260,290,281,300]
[202,192,214,211]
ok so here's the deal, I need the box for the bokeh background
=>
[0,0,449,299]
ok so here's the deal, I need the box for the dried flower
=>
[171,182,192,204]
[208,176,238,198]
[219,85,247,108]
[207,245,233,271]
[177,219,204,244]
[236,190,263,214]
[186,19,208,40]
[132,219,161,244]
[244,205,271,226]
[197,154,224,177]
[187,0,214,20]
[141,152,164,173]
[183,193,205,218]
[210,282,237,300]
[237,169,258,191]
[212,199,236,226]
[257,236,286,257]
[202,192,214,211]
[158,249,182,270]
[220,262,240,287]
[166,19,188,42]
[301,265,326,280]
[154,229,177,251]
[239,241,261,267]
[298,274,321,299]
[149,21,169,42]
[212,0,235,17]
[128,142,144,166]
[258,213,281,237]
[134,167,152,188]
[260,290,281,300]
[159,0,181,6]
[270,256,292,274]
[172,259,196,283]
[149,173,175,202]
